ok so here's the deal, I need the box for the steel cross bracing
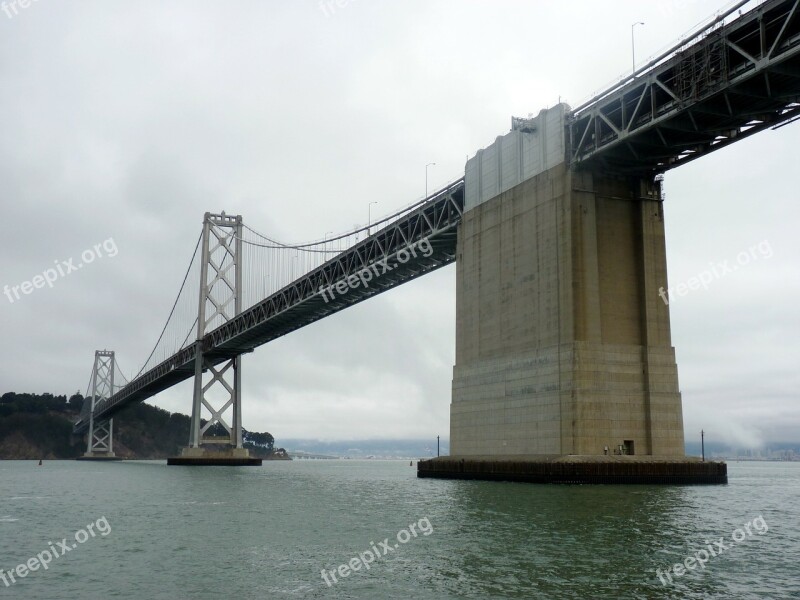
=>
[85,350,115,455]
[188,212,244,448]
[568,0,800,176]
[73,180,464,434]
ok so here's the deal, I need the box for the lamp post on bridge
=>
[631,21,645,75]
[368,201,378,235]
[426,162,436,198]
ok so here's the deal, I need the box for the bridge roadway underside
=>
[74,182,464,433]
[569,0,800,175]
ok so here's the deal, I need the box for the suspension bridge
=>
[74,182,465,463]
[75,0,799,471]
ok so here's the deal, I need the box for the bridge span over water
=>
[75,0,800,468]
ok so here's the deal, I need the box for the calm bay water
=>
[0,459,797,599]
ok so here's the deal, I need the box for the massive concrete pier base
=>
[420,105,725,484]
[76,453,122,462]
[167,446,262,466]
[418,455,727,484]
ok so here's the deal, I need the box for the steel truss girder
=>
[568,0,800,175]
[205,179,464,355]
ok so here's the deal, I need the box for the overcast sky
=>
[1,0,797,449]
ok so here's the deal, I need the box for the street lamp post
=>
[701,429,705,462]
[425,162,436,198]
[632,21,645,75]
[368,202,378,235]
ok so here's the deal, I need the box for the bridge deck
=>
[569,0,800,175]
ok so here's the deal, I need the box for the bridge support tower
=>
[169,212,261,466]
[78,350,121,461]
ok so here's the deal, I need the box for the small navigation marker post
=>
[701,430,705,462]
[437,435,440,457]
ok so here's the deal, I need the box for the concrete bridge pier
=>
[419,105,725,483]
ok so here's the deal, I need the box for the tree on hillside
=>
[243,429,274,451]
[68,392,84,412]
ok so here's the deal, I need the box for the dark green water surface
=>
[0,459,797,599]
